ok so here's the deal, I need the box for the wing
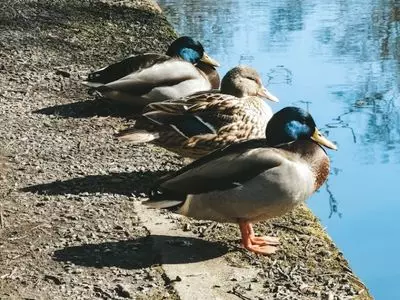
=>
[150,139,284,199]
[143,111,216,138]
[95,59,204,93]
[85,54,170,84]
[146,92,233,113]
[116,94,232,143]
[144,94,247,138]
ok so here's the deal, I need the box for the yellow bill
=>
[200,52,220,67]
[311,128,337,150]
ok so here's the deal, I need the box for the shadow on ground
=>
[34,98,141,119]
[21,171,167,196]
[53,235,229,269]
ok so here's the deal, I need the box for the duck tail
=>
[81,80,107,98]
[144,188,186,209]
[116,128,159,144]
[81,81,104,88]
[143,199,184,209]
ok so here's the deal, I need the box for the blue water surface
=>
[157,0,400,298]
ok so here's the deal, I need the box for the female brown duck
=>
[117,66,278,158]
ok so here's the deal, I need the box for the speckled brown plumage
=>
[134,94,271,158]
[118,66,277,158]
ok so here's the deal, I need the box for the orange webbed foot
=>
[239,221,280,255]
[250,235,280,246]
[242,243,279,255]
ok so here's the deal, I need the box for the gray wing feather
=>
[160,147,284,194]
[102,60,203,92]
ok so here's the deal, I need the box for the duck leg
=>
[247,223,280,246]
[238,221,279,255]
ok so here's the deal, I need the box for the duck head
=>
[220,66,279,102]
[265,107,337,150]
[166,36,220,67]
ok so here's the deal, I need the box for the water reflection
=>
[312,1,400,166]
[158,0,400,298]
[268,0,310,41]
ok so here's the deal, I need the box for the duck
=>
[116,66,279,159]
[82,36,220,108]
[145,107,337,255]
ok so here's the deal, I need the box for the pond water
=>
[157,0,400,298]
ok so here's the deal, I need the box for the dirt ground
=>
[0,0,372,299]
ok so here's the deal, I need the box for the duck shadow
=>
[53,235,229,269]
[33,98,142,119]
[21,170,166,196]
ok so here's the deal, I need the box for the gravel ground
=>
[0,1,372,299]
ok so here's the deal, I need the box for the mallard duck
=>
[145,107,337,255]
[82,36,220,108]
[117,66,279,158]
